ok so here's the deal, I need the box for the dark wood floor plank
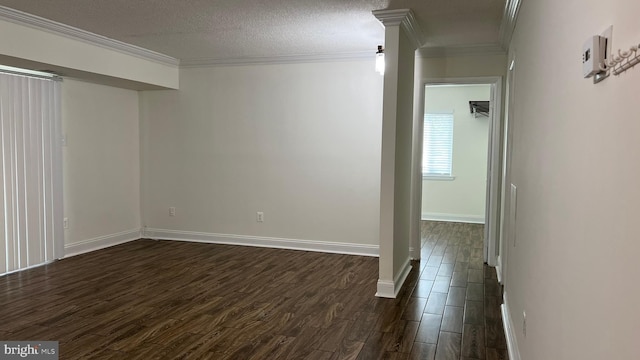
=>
[411,280,435,299]
[415,314,442,344]
[441,306,464,333]
[431,276,452,294]
[385,320,420,354]
[437,263,455,277]
[485,319,508,350]
[435,332,462,360]
[356,331,393,360]
[420,266,440,281]
[410,342,436,360]
[467,269,484,284]
[450,271,468,287]
[426,255,444,267]
[424,293,448,315]
[466,283,484,301]
[330,339,364,360]
[486,348,508,360]
[446,287,467,307]
[402,297,428,321]
[464,300,485,326]
[315,319,352,352]
[461,324,486,359]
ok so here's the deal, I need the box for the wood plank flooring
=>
[0,221,507,359]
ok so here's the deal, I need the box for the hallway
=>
[403,221,508,359]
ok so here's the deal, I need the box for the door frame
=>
[410,76,503,266]
[497,55,516,283]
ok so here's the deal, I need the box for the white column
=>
[373,9,422,298]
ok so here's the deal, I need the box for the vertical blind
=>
[423,112,454,176]
[1,71,63,275]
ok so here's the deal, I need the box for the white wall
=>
[422,84,490,222]
[418,53,507,79]
[0,17,178,89]
[393,29,415,277]
[504,0,640,359]
[140,60,383,251]
[62,79,141,255]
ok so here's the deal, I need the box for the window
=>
[423,112,454,178]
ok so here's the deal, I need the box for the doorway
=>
[411,77,503,266]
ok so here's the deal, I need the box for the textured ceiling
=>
[0,0,506,62]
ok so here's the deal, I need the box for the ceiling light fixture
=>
[375,45,385,75]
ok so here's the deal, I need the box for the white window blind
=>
[1,70,63,275]
[423,112,454,177]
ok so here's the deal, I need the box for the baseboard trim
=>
[64,228,141,258]
[376,258,412,298]
[421,213,485,224]
[496,255,503,284]
[409,246,420,260]
[501,293,521,360]
[144,228,379,257]
[1,260,55,277]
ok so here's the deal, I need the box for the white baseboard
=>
[64,228,141,258]
[496,255,503,284]
[421,212,485,224]
[501,293,521,360]
[376,258,412,298]
[409,246,420,260]
[143,228,379,257]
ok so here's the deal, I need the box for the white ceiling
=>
[0,0,507,62]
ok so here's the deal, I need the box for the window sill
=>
[422,175,455,181]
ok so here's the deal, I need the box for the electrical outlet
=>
[256,212,264,222]
[63,217,68,229]
[523,311,527,337]
[169,207,176,216]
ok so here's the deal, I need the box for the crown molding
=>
[498,0,522,49]
[372,9,424,49]
[417,44,506,58]
[0,6,179,67]
[180,51,372,68]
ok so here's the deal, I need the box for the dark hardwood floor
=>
[0,221,507,359]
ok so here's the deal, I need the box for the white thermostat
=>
[583,35,606,78]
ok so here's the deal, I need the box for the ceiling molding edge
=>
[417,44,506,58]
[372,9,424,49]
[498,0,522,49]
[0,6,179,67]
[180,51,372,68]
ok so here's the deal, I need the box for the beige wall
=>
[505,0,640,358]
[62,79,141,252]
[140,60,383,248]
[422,84,490,222]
